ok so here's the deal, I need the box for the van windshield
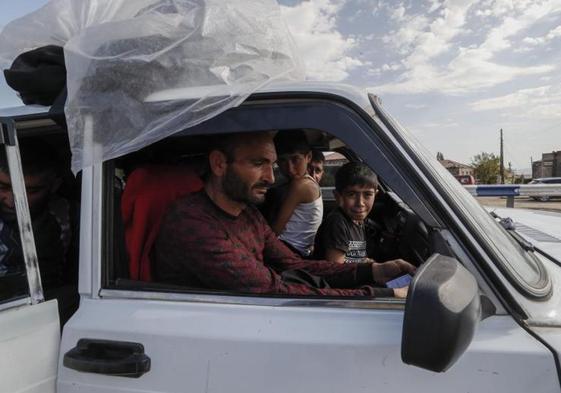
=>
[375,108,551,298]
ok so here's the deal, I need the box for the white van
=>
[1,82,561,393]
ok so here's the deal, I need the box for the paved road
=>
[476,196,561,213]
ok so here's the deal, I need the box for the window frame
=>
[98,93,487,310]
[0,116,44,309]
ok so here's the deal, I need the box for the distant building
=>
[438,159,475,177]
[532,151,561,179]
[324,152,348,167]
[321,152,349,187]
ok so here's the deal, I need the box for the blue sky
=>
[1,0,560,172]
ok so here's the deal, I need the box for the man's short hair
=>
[0,138,62,177]
[207,131,274,162]
[201,131,274,180]
[335,162,378,192]
[274,130,310,156]
[311,149,325,164]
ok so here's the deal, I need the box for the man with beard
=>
[154,132,414,297]
[0,138,78,322]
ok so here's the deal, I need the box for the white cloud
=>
[381,13,430,55]
[382,63,402,71]
[281,0,364,81]
[383,0,473,68]
[522,25,561,46]
[367,62,403,77]
[471,85,550,110]
[470,85,561,119]
[369,0,561,95]
[404,103,428,109]
[390,4,407,22]
[427,0,442,14]
[415,120,460,129]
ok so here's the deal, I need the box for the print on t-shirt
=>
[345,240,367,263]
[315,208,370,263]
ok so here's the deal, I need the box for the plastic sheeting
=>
[0,0,304,173]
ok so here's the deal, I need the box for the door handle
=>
[63,338,151,378]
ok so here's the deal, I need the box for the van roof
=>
[0,104,51,119]
[0,81,373,120]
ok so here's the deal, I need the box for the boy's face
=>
[308,160,324,183]
[335,184,376,223]
[277,152,311,180]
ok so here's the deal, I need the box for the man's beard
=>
[222,166,270,205]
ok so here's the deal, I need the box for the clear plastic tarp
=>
[0,0,303,173]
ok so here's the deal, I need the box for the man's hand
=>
[392,286,409,299]
[371,259,416,285]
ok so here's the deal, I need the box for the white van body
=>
[0,82,560,393]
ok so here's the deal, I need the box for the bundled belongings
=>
[0,0,304,173]
[3,45,68,126]
[4,45,66,107]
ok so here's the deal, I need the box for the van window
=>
[104,128,434,299]
[0,147,29,304]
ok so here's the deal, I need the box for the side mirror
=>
[401,253,481,372]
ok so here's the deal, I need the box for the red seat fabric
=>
[121,164,203,281]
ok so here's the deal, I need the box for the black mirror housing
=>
[401,254,481,372]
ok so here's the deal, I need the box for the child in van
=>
[308,149,325,184]
[314,162,378,264]
[269,130,323,257]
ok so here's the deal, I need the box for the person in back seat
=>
[315,162,380,264]
[121,164,203,281]
[308,149,325,184]
[154,131,414,298]
[268,130,323,257]
[0,138,79,323]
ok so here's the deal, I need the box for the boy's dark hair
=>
[311,149,325,163]
[335,162,378,192]
[274,130,310,156]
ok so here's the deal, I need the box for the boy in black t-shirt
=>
[315,162,378,264]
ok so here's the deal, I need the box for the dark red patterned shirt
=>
[155,191,392,297]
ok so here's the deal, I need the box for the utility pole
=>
[500,128,504,184]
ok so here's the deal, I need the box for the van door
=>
[58,99,560,393]
[0,299,60,393]
[0,119,60,393]
[59,176,559,392]
[59,295,559,393]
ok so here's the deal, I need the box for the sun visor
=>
[0,0,304,173]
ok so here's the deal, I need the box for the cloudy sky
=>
[1,0,560,173]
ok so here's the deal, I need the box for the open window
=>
[100,93,462,302]
[0,112,65,393]
[0,111,81,324]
